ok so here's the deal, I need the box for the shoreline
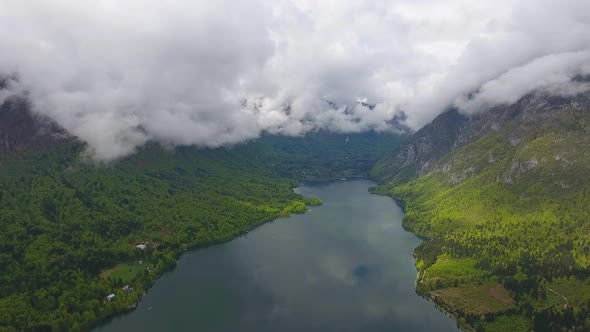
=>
[94,178,460,332]
[91,214,287,330]
[90,184,326,331]
[368,188,466,332]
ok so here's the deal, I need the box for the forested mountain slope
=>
[257,131,404,180]
[371,91,590,331]
[0,99,400,331]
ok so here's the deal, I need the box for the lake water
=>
[94,179,459,332]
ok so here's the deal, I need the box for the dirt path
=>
[547,287,569,308]
[420,271,426,284]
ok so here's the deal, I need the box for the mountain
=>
[0,98,402,331]
[0,95,66,153]
[371,91,590,331]
[257,131,404,180]
[371,108,467,184]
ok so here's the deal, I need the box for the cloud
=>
[455,51,590,112]
[0,0,274,159]
[0,0,589,159]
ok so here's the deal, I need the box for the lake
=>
[94,179,459,332]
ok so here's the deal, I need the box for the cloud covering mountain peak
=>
[1,0,589,160]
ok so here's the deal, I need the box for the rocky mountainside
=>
[371,108,467,184]
[371,90,590,331]
[0,96,66,154]
[372,91,590,186]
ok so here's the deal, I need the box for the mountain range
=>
[3,84,590,331]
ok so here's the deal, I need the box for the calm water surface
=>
[94,179,459,332]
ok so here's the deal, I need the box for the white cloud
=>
[0,0,589,159]
[455,51,590,112]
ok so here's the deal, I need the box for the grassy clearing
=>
[425,254,487,281]
[100,263,145,283]
[431,282,514,315]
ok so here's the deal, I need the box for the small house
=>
[122,285,134,294]
[136,244,146,250]
[106,293,115,302]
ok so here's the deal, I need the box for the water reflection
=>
[94,179,459,332]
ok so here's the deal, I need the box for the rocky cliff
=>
[371,91,590,187]
[0,96,66,154]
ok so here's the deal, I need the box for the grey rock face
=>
[0,96,66,153]
[373,91,590,185]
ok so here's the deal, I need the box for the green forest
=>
[371,112,590,331]
[255,131,403,180]
[0,131,399,331]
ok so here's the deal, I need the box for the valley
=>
[0,99,402,331]
[93,180,459,332]
[2,89,590,332]
[2,1,590,331]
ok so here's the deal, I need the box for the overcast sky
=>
[1,0,589,160]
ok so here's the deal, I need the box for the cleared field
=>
[431,282,514,315]
[425,254,488,281]
[100,263,145,283]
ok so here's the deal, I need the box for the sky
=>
[1,0,589,160]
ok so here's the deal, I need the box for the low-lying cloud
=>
[1,0,589,159]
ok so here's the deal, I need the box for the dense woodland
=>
[372,106,590,331]
[0,131,399,331]
[256,131,403,180]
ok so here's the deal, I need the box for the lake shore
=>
[94,179,458,332]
